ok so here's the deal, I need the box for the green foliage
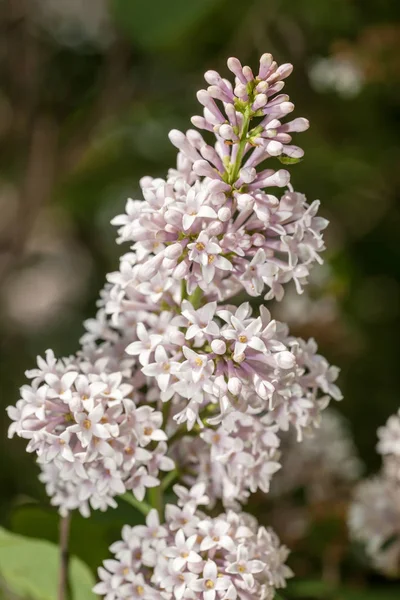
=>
[0,527,95,600]
[287,579,400,599]
[10,502,144,573]
[111,0,222,50]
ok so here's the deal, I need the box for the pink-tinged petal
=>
[248,338,266,352]
[136,322,148,341]
[141,363,159,377]
[203,560,217,580]
[198,206,217,219]
[183,214,196,231]
[248,560,266,573]
[90,403,104,423]
[173,557,187,571]
[186,324,201,339]
[188,551,202,563]
[157,373,170,392]
[146,509,159,528]
[150,429,168,441]
[215,256,232,271]
[204,589,216,600]
[155,345,169,363]
[125,341,143,355]
[61,371,78,390]
[242,573,254,588]
[202,264,215,284]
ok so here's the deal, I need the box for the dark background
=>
[0,0,399,593]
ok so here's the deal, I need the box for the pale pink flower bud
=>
[218,124,236,140]
[265,140,283,156]
[259,53,273,78]
[242,65,254,82]
[239,167,257,183]
[211,339,226,355]
[228,377,242,395]
[193,160,217,178]
[165,243,183,260]
[218,207,231,222]
[173,261,189,279]
[275,351,295,369]
[227,57,246,83]
[252,94,268,111]
[256,81,269,94]
[208,221,224,236]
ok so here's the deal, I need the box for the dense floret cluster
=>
[94,485,293,600]
[7,53,341,598]
[349,409,400,576]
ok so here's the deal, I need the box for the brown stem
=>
[58,514,71,600]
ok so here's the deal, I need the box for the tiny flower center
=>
[208,254,215,264]
[64,413,74,423]
[125,446,134,455]
[100,416,108,423]
[181,551,189,558]
[178,574,185,582]
[162,363,170,372]
[205,580,215,589]
[82,394,89,400]
[144,426,153,436]
[238,335,248,343]
[196,242,205,251]
[195,357,203,367]
[136,585,144,596]
[122,567,130,576]
[212,536,219,542]
[83,419,91,430]
[238,565,246,573]
[134,550,142,560]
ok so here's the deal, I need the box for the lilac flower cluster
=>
[7,53,341,597]
[94,484,292,600]
[349,409,400,575]
[8,349,174,516]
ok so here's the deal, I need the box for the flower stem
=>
[181,279,188,301]
[228,106,252,185]
[161,468,180,491]
[148,486,164,518]
[188,286,203,309]
[58,513,71,600]
[120,492,152,516]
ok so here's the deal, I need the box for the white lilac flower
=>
[95,485,293,600]
[7,53,340,597]
[349,475,400,577]
[8,350,173,517]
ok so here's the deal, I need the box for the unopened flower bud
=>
[218,207,231,222]
[275,351,295,369]
[211,340,226,355]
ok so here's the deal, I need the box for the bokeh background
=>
[0,0,399,596]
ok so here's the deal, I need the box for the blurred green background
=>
[0,0,399,594]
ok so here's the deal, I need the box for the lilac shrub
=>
[7,53,341,599]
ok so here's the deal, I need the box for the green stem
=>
[229,106,252,185]
[161,469,180,492]
[188,286,203,309]
[120,492,152,516]
[148,486,163,517]
[181,279,188,301]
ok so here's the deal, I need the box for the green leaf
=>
[111,0,221,50]
[278,156,303,165]
[0,527,96,600]
[10,501,144,573]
